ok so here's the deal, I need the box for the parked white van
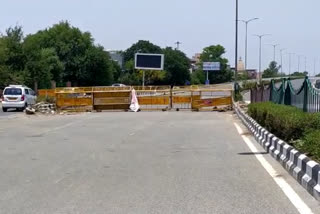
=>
[1,85,37,112]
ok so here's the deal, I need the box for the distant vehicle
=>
[1,85,37,112]
[315,80,320,89]
[112,83,126,87]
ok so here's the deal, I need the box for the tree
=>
[83,46,114,86]
[290,71,308,77]
[0,26,26,87]
[111,60,122,83]
[23,21,114,87]
[118,72,140,85]
[163,47,190,85]
[123,40,162,63]
[24,48,63,90]
[262,61,280,78]
[121,40,164,85]
[191,70,205,85]
[199,45,232,84]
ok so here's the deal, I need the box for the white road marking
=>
[234,122,314,214]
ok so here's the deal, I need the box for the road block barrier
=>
[93,87,131,111]
[38,89,56,99]
[55,87,93,111]
[38,85,233,112]
[134,86,171,110]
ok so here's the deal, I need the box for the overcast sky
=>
[1,0,320,74]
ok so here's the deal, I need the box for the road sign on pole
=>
[203,62,221,71]
[203,62,220,85]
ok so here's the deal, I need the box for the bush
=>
[234,92,243,102]
[248,102,320,142]
[241,81,257,91]
[297,130,320,162]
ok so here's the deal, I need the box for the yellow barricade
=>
[39,84,233,112]
[134,86,171,110]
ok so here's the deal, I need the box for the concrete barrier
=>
[234,103,320,201]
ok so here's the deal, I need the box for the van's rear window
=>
[4,88,22,95]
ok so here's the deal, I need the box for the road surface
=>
[0,112,319,214]
[0,103,22,118]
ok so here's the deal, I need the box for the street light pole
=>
[269,44,279,62]
[297,55,304,72]
[288,53,295,76]
[280,48,286,75]
[239,18,259,71]
[175,41,181,50]
[254,34,271,81]
[314,58,317,77]
[234,0,239,86]
[304,56,307,72]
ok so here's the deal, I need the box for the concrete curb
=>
[234,104,320,201]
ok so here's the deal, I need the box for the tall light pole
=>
[297,55,303,72]
[175,41,181,50]
[280,48,286,75]
[304,56,307,73]
[239,18,259,71]
[234,0,239,87]
[288,53,295,76]
[314,58,317,77]
[268,44,279,62]
[254,34,271,81]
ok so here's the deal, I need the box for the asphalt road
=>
[0,103,22,118]
[0,112,319,214]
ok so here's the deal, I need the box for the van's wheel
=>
[2,107,7,112]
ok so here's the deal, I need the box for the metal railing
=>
[251,77,320,112]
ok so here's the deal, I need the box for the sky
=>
[1,0,320,74]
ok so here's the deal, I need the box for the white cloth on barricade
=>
[130,89,140,112]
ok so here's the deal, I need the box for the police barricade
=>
[50,84,233,112]
[172,86,200,110]
[55,87,93,112]
[93,86,131,111]
[191,89,233,111]
[38,89,56,99]
[133,86,171,111]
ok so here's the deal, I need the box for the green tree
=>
[0,26,26,87]
[199,45,232,84]
[163,47,190,85]
[191,70,205,85]
[23,21,114,87]
[111,60,122,83]
[123,40,162,63]
[118,72,141,85]
[83,46,114,86]
[24,48,63,90]
[121,40,164,85]
[262,61,280,78]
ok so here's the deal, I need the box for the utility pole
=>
[280,48,286,75]
[304,56,307,72]
[239,18,259,71]
[288,53,295,76]
[297,55,302,72]
[175,41,181,50]
[254,34,271,81]
[314,58,317,77]
[269,44,279,62]
[234,0,239,86]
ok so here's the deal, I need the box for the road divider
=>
[234,103,320,201]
